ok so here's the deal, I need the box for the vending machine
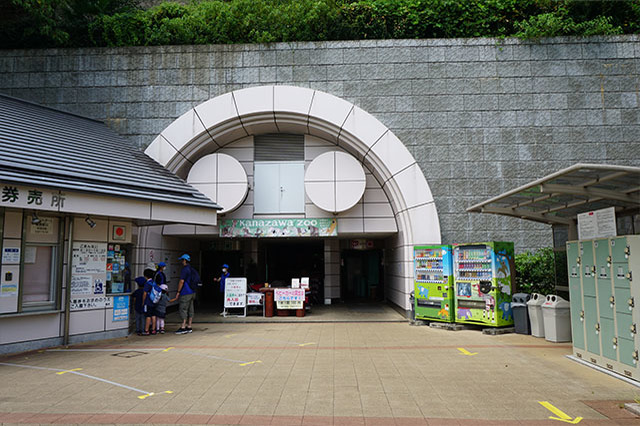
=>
[453,242,515,327]
[414,245,454,322]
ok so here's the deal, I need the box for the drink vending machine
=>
[453,242,515,327]
[414,245,454,322]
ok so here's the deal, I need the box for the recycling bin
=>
[512,293,531,335]
[541,295,572,343]
[527,293,546,338]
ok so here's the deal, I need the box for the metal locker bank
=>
[567,235,640,381]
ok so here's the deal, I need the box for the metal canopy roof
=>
[0,94,221,210]
[467,164,640,226]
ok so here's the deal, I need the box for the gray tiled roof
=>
[0,94,220,210]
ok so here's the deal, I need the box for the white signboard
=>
[247,292,263,306]
[2,247,20,264]
[70,296,112,311]
[275,288,305,309]
[71,242,107,297]
[224,278,247,308]
[578,207,617,240]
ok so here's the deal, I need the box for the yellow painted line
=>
[162,347,174,352]
[239,360,262,366]
[457,348,477,356]
[138,392,155,400]
[539,401,583,424]
[225,334,238,338]
[298,342,316,347]
[56,368,83,375]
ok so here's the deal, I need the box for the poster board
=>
[247,292,263,306]
[275,288,305,309]
[577,207,617,240]
[70,242,107,311]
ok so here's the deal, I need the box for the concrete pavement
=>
[0,321,638,425]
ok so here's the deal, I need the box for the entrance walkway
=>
[0,322,637,425]
[167,302,407,323]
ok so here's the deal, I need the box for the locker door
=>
[584,296,600,355]
[582,242,596,297]
[618,337,637,367]
[600,317,617,361]
[616,311,634,341]
[567,242,585,349]
[279,162,305,213]
[611,236,629,262]
[595,239,614,320]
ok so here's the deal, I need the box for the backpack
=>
[148,282,162,304]
[187,266,202,292]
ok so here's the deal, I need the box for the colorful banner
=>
[275,288,305,310]
[220,218,337,238]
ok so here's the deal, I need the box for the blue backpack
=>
[148,282,162,304]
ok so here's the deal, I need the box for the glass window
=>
[22,244,57,310]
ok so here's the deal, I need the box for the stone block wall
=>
[1,35,639,251]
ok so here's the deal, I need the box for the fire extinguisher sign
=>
[112,225,126,241]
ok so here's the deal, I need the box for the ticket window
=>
[22,216,61,312]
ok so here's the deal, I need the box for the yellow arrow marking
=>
[138,390,173,400]
[457,348,478,356]
[239,360,262,366]
[56,368,83,375]
[225,334,237,338]
[162,347,174,352]
[539,401,583,424]
[298,342,316,347]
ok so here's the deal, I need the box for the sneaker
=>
[186,328,193,333]
[175,328,188,334]
[159,329,165,334]
[150,329,157,335]
[141,331,150,336]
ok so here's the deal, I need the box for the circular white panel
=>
[305,151,365,213]
[187,153,248,214]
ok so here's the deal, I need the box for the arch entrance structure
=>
[145,86,440,311]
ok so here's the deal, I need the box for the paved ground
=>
[0,320,638,425]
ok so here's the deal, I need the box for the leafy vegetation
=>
[1,0,638,48]
[514,247,566,295]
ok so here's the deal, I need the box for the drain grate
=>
[112,351,147,358]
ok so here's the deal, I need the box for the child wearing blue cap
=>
[132,277,146,335]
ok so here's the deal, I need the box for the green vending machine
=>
[414,245,454,322]
[453,242,515,327]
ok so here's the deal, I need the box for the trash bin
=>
[512,293,531,335]
[541,295,572,343]
[527,293,546,338]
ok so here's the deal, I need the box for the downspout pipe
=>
[63,217,73,346]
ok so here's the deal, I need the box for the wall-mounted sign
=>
[220,218,337,238]
[112,296,129,321]
[112,225,126,241]
[577,207,617,240]
[29,217,54,235]
[350,239,374,250]
[2,247,20,264]
[71,242,107,296]
[0,184,63,211]
[70,296,112,311]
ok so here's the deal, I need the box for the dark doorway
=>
[259,240,324,285]
[341,249,384,302]
[199,249,243,312]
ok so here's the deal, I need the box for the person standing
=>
[141,268,158,335]
[154,262,167,286]
[213,264,230,314]
[131,277,146,335]
[171,254,197,334]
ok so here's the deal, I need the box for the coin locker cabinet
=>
[567,235,640,381]
[414,245,454,322]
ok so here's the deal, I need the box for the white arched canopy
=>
[145,85,441,248]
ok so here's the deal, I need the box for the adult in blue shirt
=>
[170,254,197,334]
[214,264,230,314]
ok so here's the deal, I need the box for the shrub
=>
[514,247,559,295]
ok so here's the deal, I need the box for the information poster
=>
[224,278,247,308]
[2,247,20,264]
[71,242,107,310]
[275,288,305,309]
[247,293,263,306]
[112,296,129,321]
[578,207,617,240]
